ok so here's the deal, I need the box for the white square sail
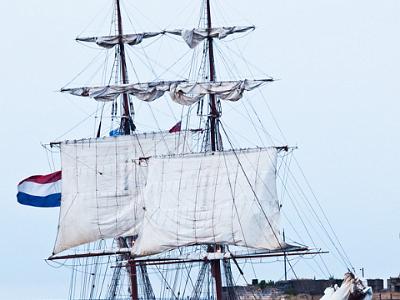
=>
[54,131,197,254]
[133,147,283,257]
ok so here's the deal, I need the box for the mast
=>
[116,2,138,299]
[128,260,139,300]
[205,1,223,299]
[206,0,221,152]
[116,0,134,135]
[212,254,223,300]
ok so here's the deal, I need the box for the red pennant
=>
[169,121,182,133]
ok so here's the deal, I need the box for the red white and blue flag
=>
[17,171,61,207]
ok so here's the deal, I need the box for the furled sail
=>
[61,79,272,103]
[76,31,165,48]
[132,148,283,257]
[75,26,254,49]
[167,26,255,48]
[61,81,179,102]
[53,131,197,254]
[170,79,272,105]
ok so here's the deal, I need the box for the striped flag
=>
[17,171,61,208]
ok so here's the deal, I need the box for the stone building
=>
[367,279,384,292]
[275,279,342,295]
[387,277,400,292]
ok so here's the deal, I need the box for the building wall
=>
[275,279,342,295]
[387,277,400,292]
[368,279,384,292]
[373,291,400,300]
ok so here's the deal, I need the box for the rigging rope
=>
[220,122,284,250]
[215,30,354,272]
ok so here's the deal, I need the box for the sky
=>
[0,0,399,299]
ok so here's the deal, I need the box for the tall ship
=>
[17,0,373,299]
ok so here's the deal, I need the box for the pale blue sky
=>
[0,0,399,299]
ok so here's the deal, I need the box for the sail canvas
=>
[133,148,283,256]
[54,131,197,254]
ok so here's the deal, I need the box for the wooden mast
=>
[206,1,223,299]
[116,0,133,135]
[206,0,220,152]
[115,1,138,299]
[128,260,139,300]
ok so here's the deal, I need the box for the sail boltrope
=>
[76,31,165,48]
[167,26,255,48]
[132,147,283,257]
[61,79,273,104]
[53,131,197,254]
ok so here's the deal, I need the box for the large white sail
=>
[53,131,197,254]
[132,148,283,257]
